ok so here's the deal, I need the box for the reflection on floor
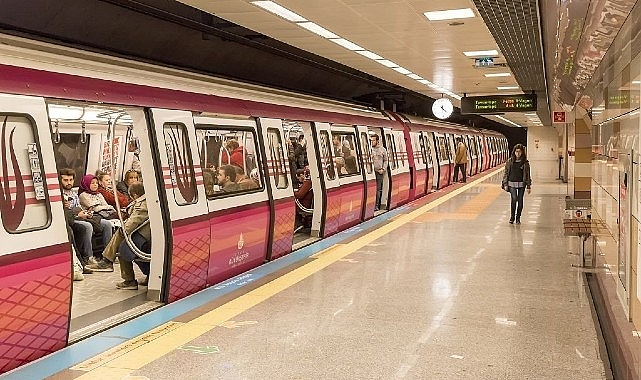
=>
[70,261,158,341]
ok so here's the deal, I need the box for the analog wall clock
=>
[432,98,453,119]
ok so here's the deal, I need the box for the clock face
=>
[432,98,453,119]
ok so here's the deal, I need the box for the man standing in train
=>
[370,134,388,211]
[454,137,468,183]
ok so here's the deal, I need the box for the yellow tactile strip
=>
[72,169,502,379]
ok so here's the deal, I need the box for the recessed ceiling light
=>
[407,74,423,80]
[524,113,537,116]
[497,86,519,90]
[250,1,307,22]
[632,80,641,84]
[376,59,399,68]
[393,67,412,75]
[424,8,475,21]
[355,50,383,60]
[418,79,431,85]
[297,22,338,39]
[464,50,499,57]
[329,38,363,51]
[484,73,511,77]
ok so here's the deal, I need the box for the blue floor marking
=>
[2,205,412,380]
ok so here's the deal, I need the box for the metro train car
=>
[0,34,508,374]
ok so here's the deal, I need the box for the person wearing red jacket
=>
[221,139,245,169]
[96,171,130,210]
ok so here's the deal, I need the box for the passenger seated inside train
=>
[294,169,313,230]
[216,164,239,193]
[95,171,130,211]
[86,182,150,289]
[117,169,141,201]
[202,168,216,197]
[221,139,245,168]
[234,165,259,190]
[59,168,112,266]
[78,174,118,220]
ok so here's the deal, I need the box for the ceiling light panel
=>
[329,38,364,51]
[497,86,520,90]
[484,73,511,77]
[393,67,412,75]
[424,8,475,21]
[354,50,383,60]
[297,22,339,39]
[376,59,400,68]
[464,49,499,57]
[250,1,307,22]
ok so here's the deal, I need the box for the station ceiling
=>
[0,0,635,138]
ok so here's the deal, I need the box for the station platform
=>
[5,160,609,380]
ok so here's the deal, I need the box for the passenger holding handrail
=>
[294,169,313,229]
[221,139,245,169]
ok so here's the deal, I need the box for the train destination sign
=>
[461,94,537,114]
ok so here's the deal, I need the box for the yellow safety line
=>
[74,168,503,379]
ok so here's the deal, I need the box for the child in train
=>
[78,174,118,220]
[87,182,151,289]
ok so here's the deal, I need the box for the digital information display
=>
[461,94,537,114]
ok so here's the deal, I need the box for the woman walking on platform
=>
[501,144,532,224]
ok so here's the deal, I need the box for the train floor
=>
[8,160,610,380]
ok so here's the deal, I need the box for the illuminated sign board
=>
[460,94,537,114]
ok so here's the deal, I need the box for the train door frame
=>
[256,118,296,260]
[381,128,396,210]
[310,122,341,237]
[422,131,436,192]
[297,121,323,237]
[356,125,376,220]
[433,132,450,189]
[409,131,428,199]
[148,108,209,302]
[192,116,271,285]
[0,94,73,371]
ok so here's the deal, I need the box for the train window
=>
[331,132,360,177]
[360,132,373,174]
[266,128,288,189]
[163,123,198,206]
[425,134,434,166]
[0,114,50,233]
[195,127,263,198]
[418,135,427,165]
[385,134,398,169]
[395,133,406,167]
[438,136,448,161]
[318,131,336,180]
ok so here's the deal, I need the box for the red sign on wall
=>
[553,111,566,123]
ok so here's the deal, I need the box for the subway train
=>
[0,34,508,374]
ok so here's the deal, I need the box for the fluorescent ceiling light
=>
[632,80,641,84]
[464,50,498,57]
[424,8,475,21]
[407,74,423,80]
[497,86,519,90]
[250,1,307,22]
[297,22,338,39]
[393,67,412,75]
[484,73,511,77]
[376,59,399,68]
[355,50,383,60]
[524,113,537,116]
[495,115,523,128]
[48,105,84,120]
[418,79,431,84]
[330,38,363,51]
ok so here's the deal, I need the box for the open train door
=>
[356,125,376,220]
[256,118,295,260]
[147,108,209,303]
[0,94,72,372]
